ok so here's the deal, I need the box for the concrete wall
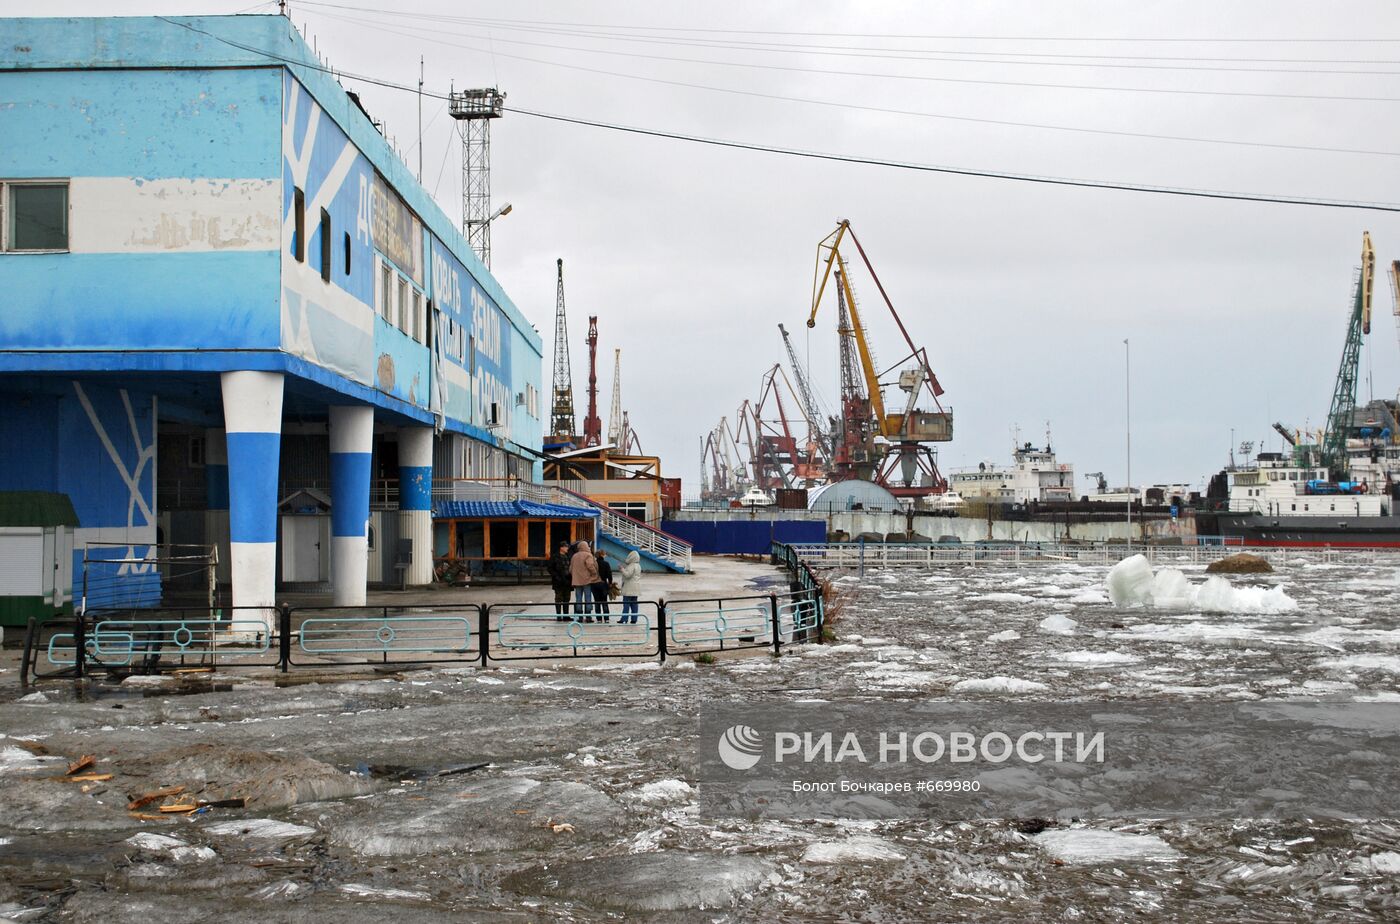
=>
[0,65,283,353]
[672,507,1196,545]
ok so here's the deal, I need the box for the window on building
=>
[456,521,485,558]
[4,182,69,251]
[319,209,331,283]
[526,521,547,558]
[379,261,393,321]
[343,232,352,275]
[188,436,206,468]
[608,502,650,522]
[412,290,423,343]
[397,277,408,334]
[293,187,305,262]
[488,521,518,557]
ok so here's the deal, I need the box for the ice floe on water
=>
[1033,829,1182,864]
[802,835,906,864]
[340,884,432,902]
[0,744,62,776]
[1054,649,1143,666]
[986,629,1021,643]
[1316,654,1400,674]
[975,592,1035,603]
[1038,614,1078,635]
[951,676,1049,694]
[630,779,694,805]
[202,819,317,839]
[1107,554,1298,614]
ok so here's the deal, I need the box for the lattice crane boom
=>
[549,258,576,441]
[779,322,828,454]
[607,348,623,446]
[1322,231,1375,477]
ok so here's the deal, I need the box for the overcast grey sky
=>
[40,1,1400,494]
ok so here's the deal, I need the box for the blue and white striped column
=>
[397,427,434,586]
[329,405,374,606]
[220,371,283,634]
[204,428,230,585]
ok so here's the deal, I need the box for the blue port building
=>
[0,15,545,626]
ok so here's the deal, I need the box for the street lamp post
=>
[1125,338,1131,548]
[465,202,513,269]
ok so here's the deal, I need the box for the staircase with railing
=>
[552,486,692,573]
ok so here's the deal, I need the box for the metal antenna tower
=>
[448,86,505,268]
[549,258,576,441]
[607,349,623,446]
[582,317,602,447]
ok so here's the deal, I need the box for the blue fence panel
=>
[661,519,826,555]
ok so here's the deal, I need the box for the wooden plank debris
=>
[127,786,185,811]
[65,755,95,776]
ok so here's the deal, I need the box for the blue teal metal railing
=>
[21,575,824,681]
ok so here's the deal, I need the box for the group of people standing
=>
[546,540,643,624]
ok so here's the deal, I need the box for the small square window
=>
[8,184,68,251]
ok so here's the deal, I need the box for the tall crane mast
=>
[1322,232,1375,478]
[607,348,623,446]
[807,219,953,497]
[779,323,829,456]
[829,268,877,481]
[582,316,602,447]
[549,258,576,442]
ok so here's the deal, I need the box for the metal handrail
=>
[553,486,693,572]
[779,541,1398,569]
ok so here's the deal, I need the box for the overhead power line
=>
[288,11,1400,156]
[290,4,1400,47]
[155,17,1400,214]
[297,7,1400,103]
[505,105,1400,213]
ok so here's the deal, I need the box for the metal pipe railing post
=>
[479,604,491,667]
[74,612,86,679]
[657,600,668,664]
[278,605,291,672]
[769,593,782,657]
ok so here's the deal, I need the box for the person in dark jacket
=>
[547,541,573,620]
[592,549,613,621]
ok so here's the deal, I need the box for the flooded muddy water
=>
[4,556,1400,920]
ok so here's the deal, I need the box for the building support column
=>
[204,428,230,585]
[329,405,374,606]
[397,427,435,586]
[220,372,283,637]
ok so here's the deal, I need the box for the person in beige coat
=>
[618,550,643,624]
[570,541,600,620]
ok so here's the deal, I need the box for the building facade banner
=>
[372,172,422,284]
[429,235,512,431]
